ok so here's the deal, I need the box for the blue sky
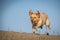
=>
[0,0,60,35]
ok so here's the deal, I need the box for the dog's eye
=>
[30,17,32,18]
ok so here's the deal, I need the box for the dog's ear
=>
[36,11,40,18]
[37,11,40,14]
[29,10,33,16]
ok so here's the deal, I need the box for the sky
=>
[0,0,60,35]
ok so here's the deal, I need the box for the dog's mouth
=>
[33,23,37,26]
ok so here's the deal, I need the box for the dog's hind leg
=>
[45,18,50,29]
[45,18,50,35]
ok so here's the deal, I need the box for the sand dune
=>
[0,30,60,40]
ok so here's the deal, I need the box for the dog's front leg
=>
[32,26,36,34]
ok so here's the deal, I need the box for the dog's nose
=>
[34,21,38,23]
[33,21,36,23]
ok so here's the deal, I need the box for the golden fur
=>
[29,10,50,34]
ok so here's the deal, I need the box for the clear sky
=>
[0,0,60,35]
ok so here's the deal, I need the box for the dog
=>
[29,10,50,34]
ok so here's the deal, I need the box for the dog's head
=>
[29,10,40,24]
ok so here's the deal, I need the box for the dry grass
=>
[0,30,60,40]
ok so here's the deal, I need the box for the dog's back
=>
[37,13,50,29]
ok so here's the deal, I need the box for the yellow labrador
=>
[29,10,50,34]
